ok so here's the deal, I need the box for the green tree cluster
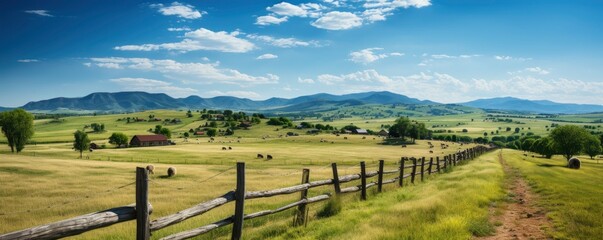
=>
[0,109,34,153]
[109,132,129,147]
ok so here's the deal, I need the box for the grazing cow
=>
[401,144,407,148]
[267,155,273,160]
[229,146,232,150]
[362,136,366,139]
[344,137,348,140]
[429,150,433,153]
[257,154,264,159]
[89,148,94,152]
[146,165,155,174]
[222,147,227,150]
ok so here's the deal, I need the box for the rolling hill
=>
[460,97,603,114]
[19,91,434,113]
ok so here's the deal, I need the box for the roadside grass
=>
[241,150,505,239]
[502,149,603,240]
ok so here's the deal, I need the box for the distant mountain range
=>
[460,97,603,114]
[1,92,602,114]
[10,91,433,113]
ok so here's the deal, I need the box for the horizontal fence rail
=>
[0,146,494,240]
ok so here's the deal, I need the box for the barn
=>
[378,129,389,136]
[129,135,169,147]
[353,129,369,135]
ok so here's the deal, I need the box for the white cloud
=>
[256,54,278,60]
[524,67,550,75]
[110,77,198,97]
[247,34,319,48]
[311,11,362,30]
[349,48,387,64]
[83,62,92,67]
[267,2,308,17]
[298,77,315,84]
[314,69,394,85]
[90,57,279,85]
[17,59,40,63]
[349,48,403,64]
[115,28,255,53]
[431,54,480,59]
[167,27,191,31]
[25,10,53,17]
[255,15,288,25]
[151,2,205,19]
[206,90,261,99]
[363,0,432,9]
[494,55,532,61]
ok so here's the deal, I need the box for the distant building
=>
[239,121,252,128]
[194,131,205,135]
[129,135,169,147]
[378,129,389,136]
[89,143,100,149]
[353,129,368,135]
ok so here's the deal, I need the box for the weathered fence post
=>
[360,161,367,200]
[294,168,310,226]
[399,157,405,187]
[428,157,433,175]
[420,157,426,182]
[331,163,341,194]
[411,158,417,184]
[231,162,245,240]
[436,156,440,173]
[136,167,150,240]
[377,160,384,192]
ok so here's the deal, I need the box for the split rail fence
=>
[0,146,492,240]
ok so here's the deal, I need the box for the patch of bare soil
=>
[478,152,551,240]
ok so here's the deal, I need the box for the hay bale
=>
[167,167,177,177]
[568,157,581,169]
[146,165,155,174]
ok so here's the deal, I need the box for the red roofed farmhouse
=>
[129,135,169,147]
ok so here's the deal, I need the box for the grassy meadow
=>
[1,109,603,239]
[502,149,603,240]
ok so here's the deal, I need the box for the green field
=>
[1,109,603,239]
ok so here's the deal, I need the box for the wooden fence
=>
[0,146,492,240]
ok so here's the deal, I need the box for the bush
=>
[316,197,341,218]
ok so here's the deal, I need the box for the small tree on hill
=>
[0,109,34,153]
[550,125,589,161]
[109,132,128,147]
[207,128,217,137]
[73,130,90,158]
[584,135,602,161]
[159,127,171,139]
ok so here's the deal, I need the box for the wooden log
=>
[331,163,341,194]
[231,162,245,240]
[0,204,152,240]
[382,169,398,175]
[136,167,150,240]
[341,182,377,193]
[360,161,367,200]
[420,157,425,182]
[410,158,417,184]
[377,160,384,192]
[150,191,235,231]
[436,156,440,173]
[294,169,310,226]
[398,157,404,187]
[161,195,331,240]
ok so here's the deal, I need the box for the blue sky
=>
[1,0,603,107]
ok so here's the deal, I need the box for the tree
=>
[183,132,190,138]
[532,137,555,158]
[154,125,162,134]
[0,109,34,153]
[550,125,589,161]
[207,128,217,137]
[108,132,128,147]
[514,127,520,133]
[73,130,90,158]
[584,135,602,161]
[388,117,411,140]
[159,127,171,139]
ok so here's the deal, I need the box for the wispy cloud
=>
[247,34,320,48]
[255,15,288,25]
[205,90,261,99]
[110,77,198,97]
[25,10,53,17]
[256,54,278,60]
[150,2,205,19]
[494,55,532,61]
[349,48,403,64]
[115,28,255,53]
[17,59,40,63]
[312,11,362,30]
[90,57,278,85]
[167,27,191,32]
